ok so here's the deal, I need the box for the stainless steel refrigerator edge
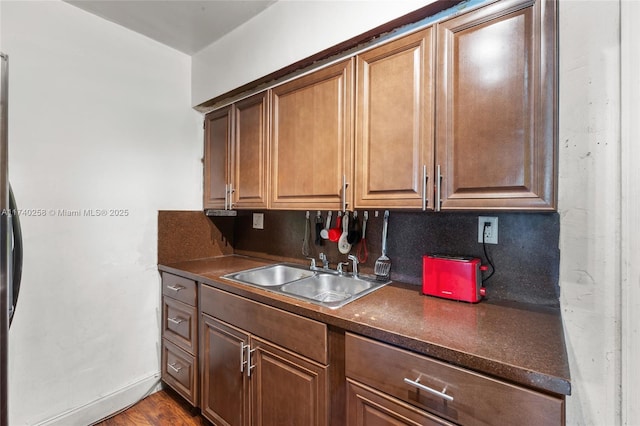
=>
[1,52,23,426]
[0,51,10,426]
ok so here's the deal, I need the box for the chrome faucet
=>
[319,252,329,270]
[337,262,349,275]
[347,254,359,278]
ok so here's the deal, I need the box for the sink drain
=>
[313,291,351,303]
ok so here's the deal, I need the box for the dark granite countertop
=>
[159,254,571,396]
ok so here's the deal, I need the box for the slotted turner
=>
[374,210,391,278]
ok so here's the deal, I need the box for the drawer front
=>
[162,273,197,306]
[347,379,454,426]
[201,285,328,364]
[345,333,564,425]
[162,339,198,406]
[163,297,197,354]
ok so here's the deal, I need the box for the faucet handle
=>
[337,262,349,274]
[308,258,317,269]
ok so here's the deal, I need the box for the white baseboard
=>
[34,372,163,426]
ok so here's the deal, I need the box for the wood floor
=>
[93,389,208,426]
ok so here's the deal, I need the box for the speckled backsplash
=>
[213,210,560,306]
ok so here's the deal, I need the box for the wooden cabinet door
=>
[200,314,250,426]
[233,92,270,209]
[355,28,435,210]
[270,59,353,210]
[203,106,232,209]
[435,0,556,210]
[250,336,328,426]
[347,380,452,426]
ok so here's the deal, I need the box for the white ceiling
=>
[65,0,277,55]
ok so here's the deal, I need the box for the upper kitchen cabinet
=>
[203,106,232,210]
[270,60,353,210]
[435,0,557,210]
[233,92,270,209]
[354,28,435,210]
[203,92,270,211]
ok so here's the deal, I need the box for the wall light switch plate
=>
[478,216,498,244]
[253,213,264,230]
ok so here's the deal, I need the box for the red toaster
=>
[422,255,487,303]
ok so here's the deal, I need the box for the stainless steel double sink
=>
[222,264,390,309]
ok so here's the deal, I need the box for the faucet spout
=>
[319,252,329,270]
[347,254,359,278]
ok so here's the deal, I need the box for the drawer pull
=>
[167,317,184,325]
[167,284,185,292]
[404,377,454,402]
[168,362,183,373]
[167,284,186,293]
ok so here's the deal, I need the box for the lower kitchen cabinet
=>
[251,336,327,426]
[161,273,199,406]
[162,340,198,405]
[200,285,331,426]
[201,314,249,426]
[345,333,565,426]
[347,380,453,426]
[159,268,566,425]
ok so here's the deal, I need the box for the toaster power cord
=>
[482,222,496,283]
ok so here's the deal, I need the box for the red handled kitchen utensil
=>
[328,211,342,242]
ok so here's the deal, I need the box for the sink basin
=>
[281,274,379,307]
[223,263,390,309]
[223,264,315,287]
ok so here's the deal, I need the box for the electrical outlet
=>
[478,216,498,244]
[252,213,264,230]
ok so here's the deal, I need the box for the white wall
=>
[620,1,640,423]
[1,1,201,424]
[192,1,630,425]
[191,0,435,106]
[558,1,623,424]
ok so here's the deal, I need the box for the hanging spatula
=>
[374,210,391,279]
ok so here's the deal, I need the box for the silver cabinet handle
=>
[240,342,249,373]
[422,164,428,211]
[246,344,256,377]
[403,377,453,402]
[229,183,235,210]
[435,164,442,212]
[168,362,182,373]
[167,317,183,325]
[167,284,184,292]
[224,183,229,210]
